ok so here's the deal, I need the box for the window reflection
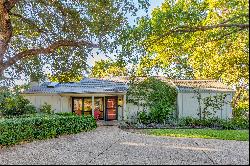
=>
[73,98,82,116]
[84,98,92,116]
[94,98,104,119]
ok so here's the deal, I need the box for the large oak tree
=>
[0,0,149,81]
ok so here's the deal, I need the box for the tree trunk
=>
[0,0,13,76]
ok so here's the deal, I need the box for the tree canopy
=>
[131,0,248,87]
[89,59,128,78]
[0,0,149,82]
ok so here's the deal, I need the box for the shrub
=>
[39,102,54,114]
[0,91,36,117]
[233,102,249,119]
[178,117,249,130]
[129,77,177,124]
[137,111,150,124]
[0,114,97,146]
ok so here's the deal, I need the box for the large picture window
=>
[72,97,104,118]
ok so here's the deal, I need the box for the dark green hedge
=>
[0,114,97,146]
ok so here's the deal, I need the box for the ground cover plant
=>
[142,129,249,141]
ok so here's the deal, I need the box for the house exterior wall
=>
[177,91,233,119]
[124,103,150,122]
[23,93,127,121]
[23,91,233,121]
[23,95,71,113]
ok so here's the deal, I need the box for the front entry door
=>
[105,96,118,121]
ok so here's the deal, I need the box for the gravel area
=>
[0,126,249,165]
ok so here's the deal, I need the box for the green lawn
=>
[144,129,249,141]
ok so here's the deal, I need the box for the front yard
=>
[134,129,249,141]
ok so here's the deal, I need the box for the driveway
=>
[0,126,249,165]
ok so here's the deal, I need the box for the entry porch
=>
[71,94,127,121]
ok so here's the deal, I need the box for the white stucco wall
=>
[125,91,233,121]
[177,92,233,119]
[125,103,149,122]
[23,95,71,113]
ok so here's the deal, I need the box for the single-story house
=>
[22,76,235,121]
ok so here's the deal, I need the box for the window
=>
[72,97,104,118]
[94,98,104,119]
[83,98,92,116]
[73,98,82,116]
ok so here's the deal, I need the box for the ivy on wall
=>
[127,77,178,124]
[193,89,229,120]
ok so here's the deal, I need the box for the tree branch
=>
[0,40,99,72]
[4,0,21,11]
[147,23,249,47]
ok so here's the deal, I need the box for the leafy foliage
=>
[178,117,249,130]
[0,90,36,117]
[125,0,248,110]
[133,0,248,83]
[89,59,128,78]
[0,114,97,146]
[0,0,149,81]
[39,102,54,114]
[192,89,230,120]
[128,77,177,124]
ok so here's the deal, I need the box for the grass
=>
[143,129,249,141]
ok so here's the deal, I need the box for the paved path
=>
[0,126,249,165]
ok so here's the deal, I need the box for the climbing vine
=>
[193,89,229,120]
[127,77,177,124]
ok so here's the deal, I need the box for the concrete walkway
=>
[0,126,249,165]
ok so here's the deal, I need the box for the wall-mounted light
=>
[118,97,123,107]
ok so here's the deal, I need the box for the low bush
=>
[233,102,249,119]
[178,117,249,130]
[0,114,97,146]
[137,111,150,124]
[39,102,54,114]
[0,91,36,117]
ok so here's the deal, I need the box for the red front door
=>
[105,96,118,121]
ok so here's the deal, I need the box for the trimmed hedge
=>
[0,114,97,146]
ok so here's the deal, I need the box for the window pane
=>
[94,98,104,119]
[73,98,82,116]
[84,98,92,112]
[107,98,117,108]
[84,111,92,116]
[107,108,116,120]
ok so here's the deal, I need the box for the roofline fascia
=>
[168,79,179,92]
[21,92,127,96]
